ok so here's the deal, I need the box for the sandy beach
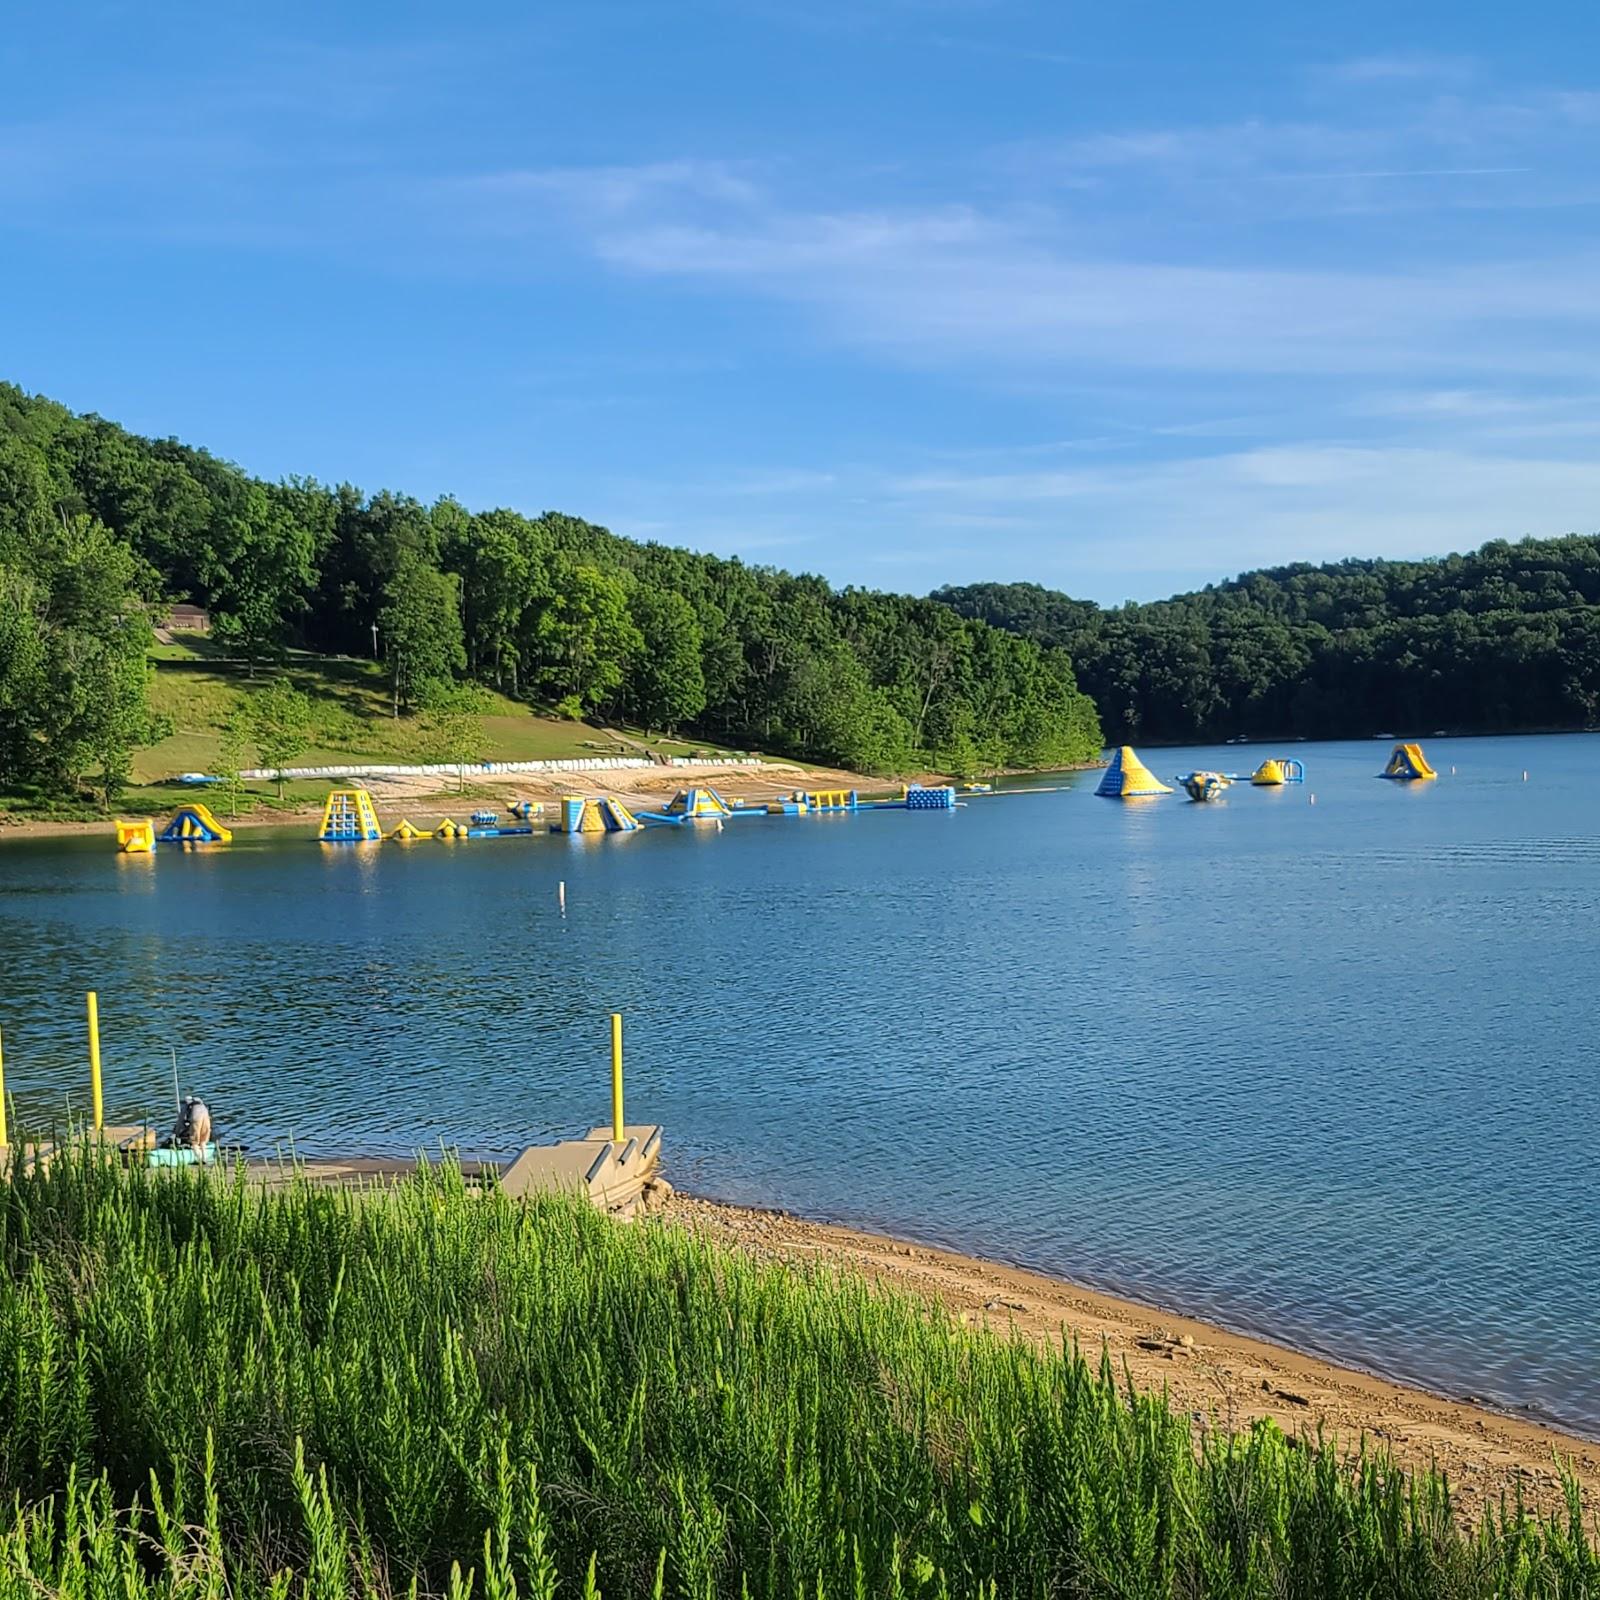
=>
[658,1191,1599,1523]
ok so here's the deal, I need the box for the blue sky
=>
[5,2,1600,602]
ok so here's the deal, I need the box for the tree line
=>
[937,535,1600,744]
[0,384,1103,801]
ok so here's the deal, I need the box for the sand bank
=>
[658,1192,1598,1523]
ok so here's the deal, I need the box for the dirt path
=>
[657,1192,1598,1523]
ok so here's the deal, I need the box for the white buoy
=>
[1451,765,1456,775]
[1309,793,1316,806]
[1523,770,1529,782]
[558,880,566,911]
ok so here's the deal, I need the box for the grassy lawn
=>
[3,639,775,822]
[138,636,672,783]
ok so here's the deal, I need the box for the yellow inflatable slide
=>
[1380,742,1437,781]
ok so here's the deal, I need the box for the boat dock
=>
[12,1122,665,1215]
[248,1123,664,1211]
[0,1004,664,1215]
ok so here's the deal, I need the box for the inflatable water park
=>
[1167,756,1307,802]
[1093,739,1454,804]
[115,802,234,852]
[112,739,1446,851]
[1098,743,1317,804]
[115,781,959,852]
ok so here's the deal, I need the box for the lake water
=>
[2,734,1597,1435]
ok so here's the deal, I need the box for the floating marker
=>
[558,880,566,912]
[1309,793,1316,806]
[1523,770,1529,782]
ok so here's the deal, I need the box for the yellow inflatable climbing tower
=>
[318,788,383,841]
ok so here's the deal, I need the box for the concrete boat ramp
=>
[253,1124,664,1212]
[25,1123,665,1215]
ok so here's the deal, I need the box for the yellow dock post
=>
[610,1012,624,1143]
[87,991,103,1131]
[0,1024,8,1149]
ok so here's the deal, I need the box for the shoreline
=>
[0,758,870,841]
[0,759,1092,842]
[659,1191,1599,1522]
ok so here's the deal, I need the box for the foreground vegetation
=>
[0,1155,1593,1598]
[939,536,1600,744]
[0,384,1102,808]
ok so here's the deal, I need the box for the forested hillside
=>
[0,385,1102,802]
[938,537,1600,743]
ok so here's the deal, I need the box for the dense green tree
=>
[627,587,706,732]
[317,490,442,655]
[379,557,466,713]
[444,508,546,690]
[197,480,321,671]
[529,562,642,717]
[0,507,158,806]
[939,539,1600,744]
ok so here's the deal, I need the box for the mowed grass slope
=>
[138,636,743,788]
[0,1154,1593,1600]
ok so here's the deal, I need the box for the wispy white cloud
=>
[548,194,1600,380]
[11,19,1600,603]
[589,438,1600,601]
[1353,389,1560,420]
[1005,78,1600,220]
[421,43,1600,387]
[1317,54,1477,88]
[880,445,1600,587]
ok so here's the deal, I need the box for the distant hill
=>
[0,383,1102,806]
[936,537,1600,743]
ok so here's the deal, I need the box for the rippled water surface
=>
[2,734,1597,1432]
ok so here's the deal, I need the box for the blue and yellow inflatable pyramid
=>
[1096,746,1173,798]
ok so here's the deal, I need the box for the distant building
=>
[163,603,211,634]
